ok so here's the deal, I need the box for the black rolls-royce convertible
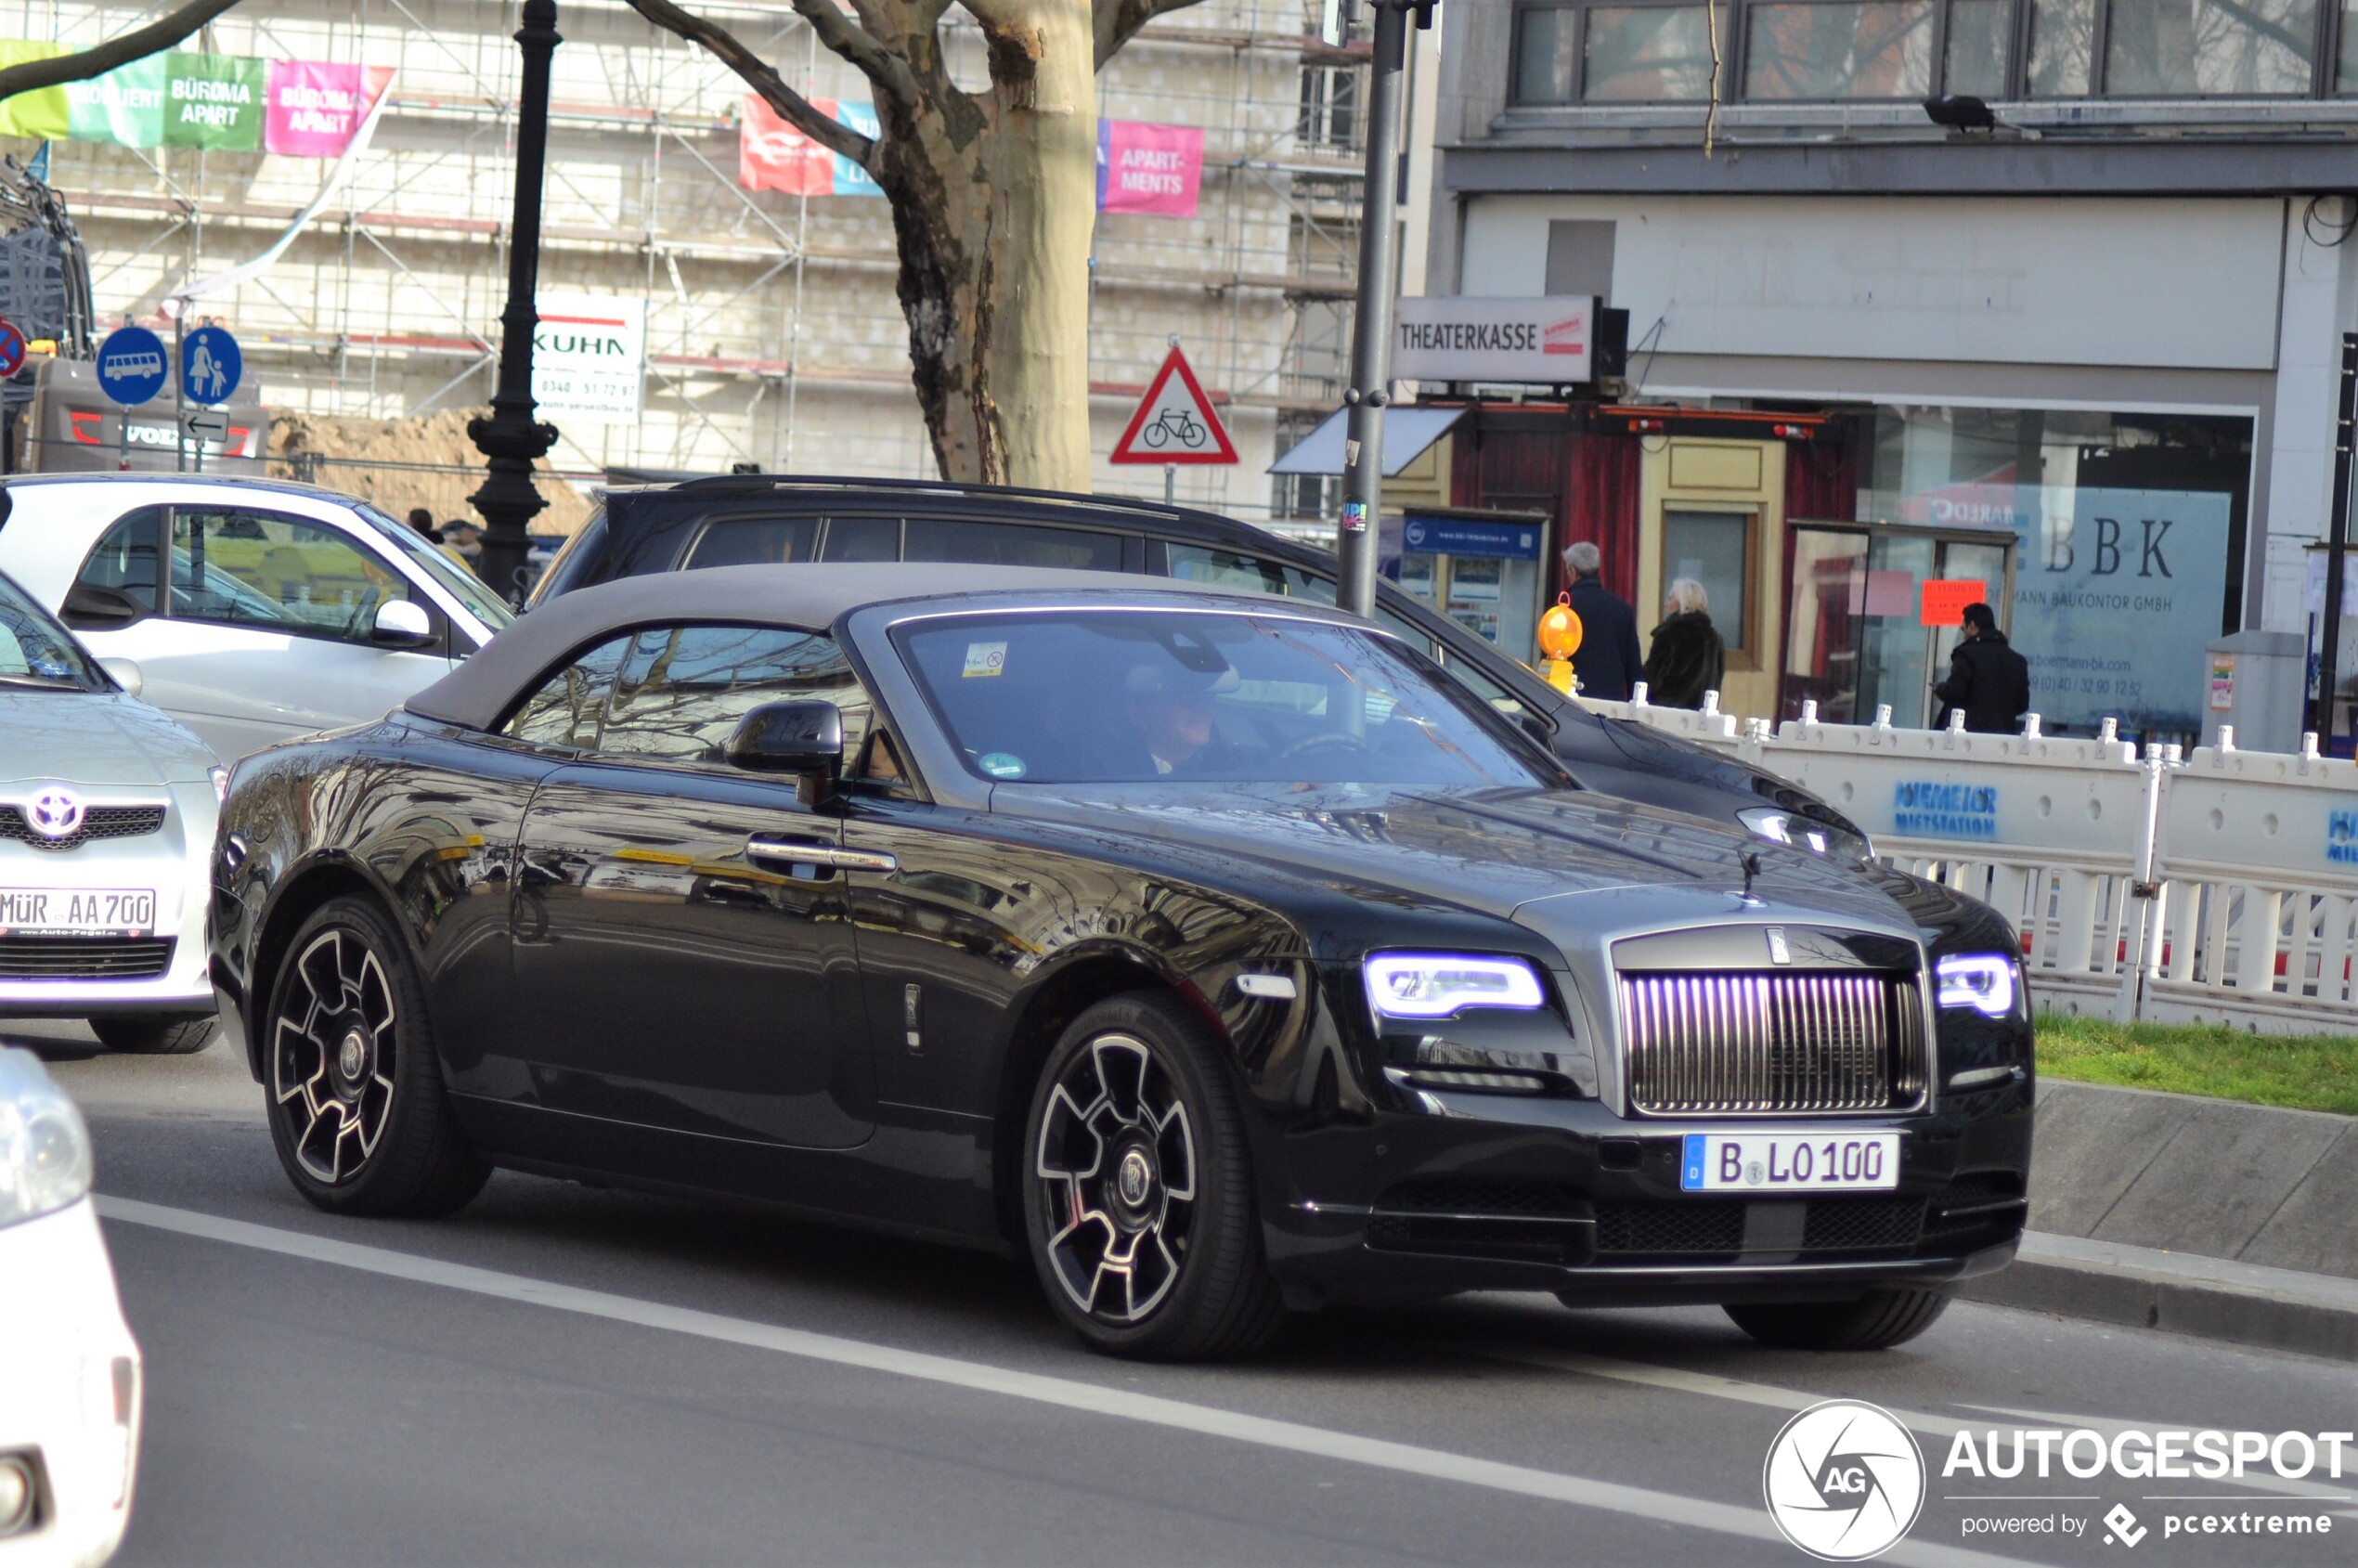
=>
[208,564,2032,1361]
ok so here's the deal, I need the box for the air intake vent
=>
[1617,971,1927,1116]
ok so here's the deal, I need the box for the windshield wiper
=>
[0,672,88,690]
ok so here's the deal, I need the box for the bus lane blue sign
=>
[1894,781,1999,839]
[96,327,169,406]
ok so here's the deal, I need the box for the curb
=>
[1960,1231,2358,1362]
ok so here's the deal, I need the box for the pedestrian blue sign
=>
[182,324,241,405]
[95,327,168,407]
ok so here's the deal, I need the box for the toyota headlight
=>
[0,1047,95,1229]
[1364,953,1547,1020]
[1738,806,1873,863]
[1935,953,2019,1018]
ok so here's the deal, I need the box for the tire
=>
[89,1014,215,1055]
[261,895,489,1217]
[1020,991,1288,1361]
[1723,1288,1953,1351]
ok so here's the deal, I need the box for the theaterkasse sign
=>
[1392,296,1597,384]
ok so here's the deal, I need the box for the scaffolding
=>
[9,0,1367,523]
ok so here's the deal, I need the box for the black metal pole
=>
[1336,0,1421,618]
[2318,331,2356,747]
[470,0,563,603]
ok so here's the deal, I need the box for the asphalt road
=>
[19,1022,2357,1568]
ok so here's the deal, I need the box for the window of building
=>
[1512,2,1720,102]
[1661,509,1756,654]
[1743,1,1936,98]
[2104,0,2316,95]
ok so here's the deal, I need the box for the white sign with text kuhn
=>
[1393,295,1596,385]
[532,292,647,424]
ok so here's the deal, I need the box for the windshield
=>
[354,503,516,630]
[895,609,1562,788]
[0,570,104,691]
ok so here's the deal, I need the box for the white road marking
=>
[1485,1348,2357,1510]
[97,1196,2038,1568]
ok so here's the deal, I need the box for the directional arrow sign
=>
[1109,345,1237,465]
[182,409,229,439]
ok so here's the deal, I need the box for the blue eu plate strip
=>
[1680,1134,1705,1191]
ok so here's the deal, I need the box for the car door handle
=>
[744,836,898,875]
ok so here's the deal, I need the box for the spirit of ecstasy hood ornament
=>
[1734,849,1764,906]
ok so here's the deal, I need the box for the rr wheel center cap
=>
[1114,1146,1156,1212]
[335,1028,370,1090]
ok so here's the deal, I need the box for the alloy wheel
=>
[1033,1033,1198,1324]
[272,927,399,1183]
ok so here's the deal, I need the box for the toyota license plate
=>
[1679,1132,1899,1193]
[0,888,157,937]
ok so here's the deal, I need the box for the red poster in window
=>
[1919,578,1987,628]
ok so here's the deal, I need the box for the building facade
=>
[1419,0,2358,742]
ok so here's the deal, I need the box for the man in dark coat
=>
[1561,540,1645,701]
[1933,603,2032,733]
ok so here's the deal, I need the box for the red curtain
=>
[1785,437,1858,524]
[1564,434,1642,602]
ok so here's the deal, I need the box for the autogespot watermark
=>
[1763,1408,2353,1559]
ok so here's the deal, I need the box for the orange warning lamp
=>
[1537,593,1583,694]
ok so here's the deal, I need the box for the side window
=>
[171,509,406,643]
[903,517,1125,572]
[596,625,874,766]
[821,516,900,562]
[502,633,634,750]
[67,508,166,623]
[1165,544,1335,603]
[1435,649,1530,720]
[681,515,819,571]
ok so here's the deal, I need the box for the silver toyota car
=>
[1,567,221,1053]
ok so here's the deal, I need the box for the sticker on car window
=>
[963,641,1008,678]
[978,752,1027,779]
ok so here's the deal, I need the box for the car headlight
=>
[1935,953,2019,1017]
[0,1048,95,1229]
[1364,953,1546,1019]
[211,765,229,804]
[1738,805,1874,863]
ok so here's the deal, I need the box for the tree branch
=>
[625,0,887,162]
[1092,0,1210,71]
[0,0,244,105]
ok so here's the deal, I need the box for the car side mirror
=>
[61,583,146,630]
[97,657,143,697]
[371,600,434,649]
[727,700,844,802]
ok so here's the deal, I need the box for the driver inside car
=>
[1121,660,1240,777]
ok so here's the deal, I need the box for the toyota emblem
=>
[26,785,84,839]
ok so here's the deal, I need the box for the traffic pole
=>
[173,303,186,473]
[2319,331,2356,750]
[1335,0,1429,619]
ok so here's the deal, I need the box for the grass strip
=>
[2036,1011,2358,1116]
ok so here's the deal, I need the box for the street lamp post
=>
[470,0,563,603]
[1334,0,1430,619]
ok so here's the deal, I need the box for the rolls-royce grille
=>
[1618,971,1927,1116]
[0,805,167,851]
[0,937,175,978]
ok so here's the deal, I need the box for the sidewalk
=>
[1961,1231,2358,1361]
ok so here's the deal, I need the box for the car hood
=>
[1005,784,1904,930]
[0,691,219,786]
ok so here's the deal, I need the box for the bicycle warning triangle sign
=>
[1109,345,1238,465]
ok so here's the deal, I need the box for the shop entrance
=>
[1782,522,2017,727]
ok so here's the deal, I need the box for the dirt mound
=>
[269,407,595,537]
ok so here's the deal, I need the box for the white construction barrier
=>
[1587,692,2356,1036]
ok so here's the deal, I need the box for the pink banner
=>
[265,61,393,157]
[739,95,835,195]
[1098,121,1202,217]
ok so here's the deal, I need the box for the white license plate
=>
[1679,1132,1899,1193]
[0,888,157,937]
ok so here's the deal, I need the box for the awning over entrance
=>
[1267,405,1468,476]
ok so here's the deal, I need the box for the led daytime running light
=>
[1935,953,2018,1017]
[1364,953,1546,1019]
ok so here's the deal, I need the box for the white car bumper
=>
[0,1200,142,1567]
[1,780,214,1018]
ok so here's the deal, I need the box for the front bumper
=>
[1260,1083,2034,1308]
[0,1200,142,1568]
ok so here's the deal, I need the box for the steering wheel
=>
[1275,731,1367,767]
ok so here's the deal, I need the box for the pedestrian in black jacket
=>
[1933,603,2031,733]
[1643,577,1727,709]
[1561,541,1645,701]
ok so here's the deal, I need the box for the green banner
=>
[65,55,165,147]
[0,40,70,139]
[162,51,263,150]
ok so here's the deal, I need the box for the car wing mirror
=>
[61,583,146,630]
[726,700,844,803]
[371,600,435,649]
[97,657,143,697]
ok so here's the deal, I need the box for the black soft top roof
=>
[403,561,1347,732]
